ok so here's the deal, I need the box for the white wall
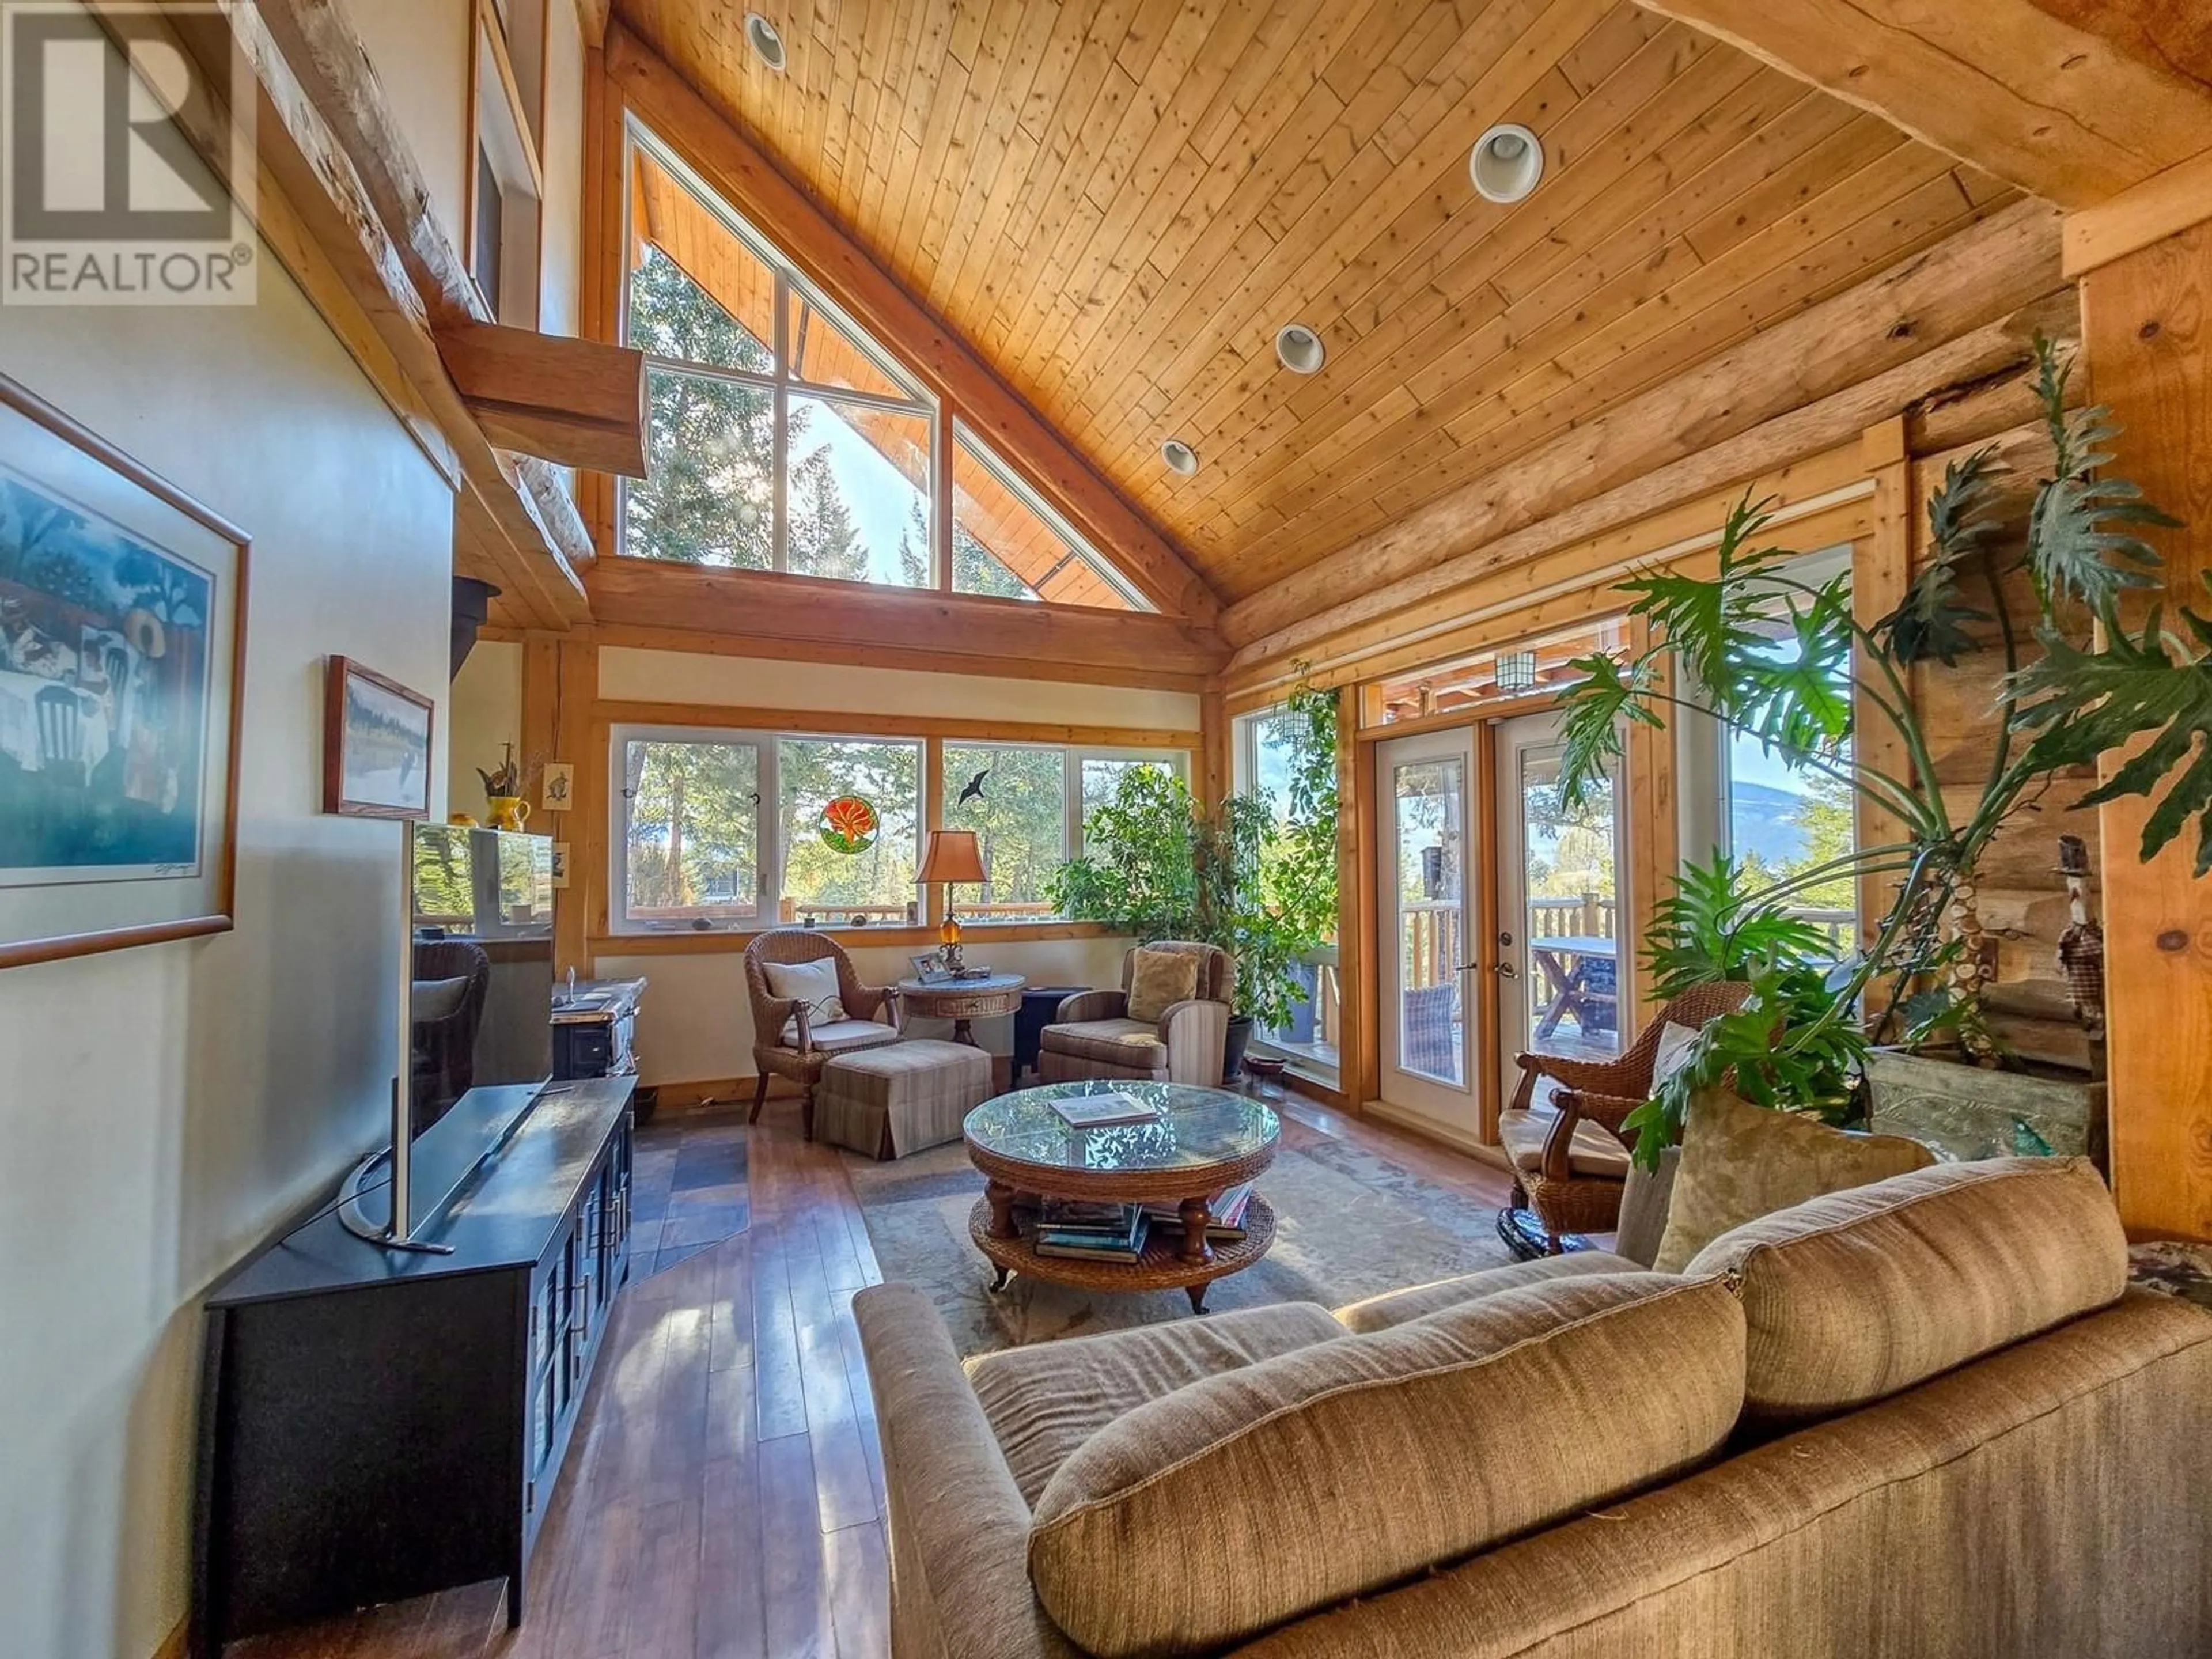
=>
[448,636,522,810]
[539,0,587,340]
[337,0,472,256]
[0,165,453,1659]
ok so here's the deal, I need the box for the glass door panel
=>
[1377,730,1477,1135]
[1495,713,1627,1108]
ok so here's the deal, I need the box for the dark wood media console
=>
[191,1077,636,1654]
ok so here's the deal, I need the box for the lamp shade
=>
[917,829,987,885]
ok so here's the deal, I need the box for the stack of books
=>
[1142,1183,1256,1243]
[1033,1198,1150,1262]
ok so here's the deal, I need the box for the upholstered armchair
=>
[1499,980,1753,1253]
[1039,941,1235,1086]
[744,931,903,1138]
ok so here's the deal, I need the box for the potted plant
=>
[1555,337,2206,1168]
[1049,764,1327,1081]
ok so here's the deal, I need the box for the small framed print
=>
[540,762,575,813]
[323,657,435,820]
[550,840,571,889]
[908,952,951,984]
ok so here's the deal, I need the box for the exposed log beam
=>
[436,323,648,477]
[150,2,588,628]
[1224,202,2066,655]
[235,0,599,576]
[586,562,1229,691]
[603,25,1224,628]
[1228,284,2081,680]
[574,0,613,49]
[1636,0,2212,207]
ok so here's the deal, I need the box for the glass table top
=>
[964,1081,1279,1175]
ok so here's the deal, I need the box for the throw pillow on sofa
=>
[764,957,848,1045]
[1652,1087,1935,1273]
[1127,947,1201,1024]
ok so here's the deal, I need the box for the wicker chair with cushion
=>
[1500,980,1753,1253]
[1039,941,1234,1086]
[744,931,903,1139]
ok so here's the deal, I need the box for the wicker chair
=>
[1500,980,1753,1255]
[1038,942,1235,1085]
[743,931,903,1139]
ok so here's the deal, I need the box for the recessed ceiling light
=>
[1274,323,1326,375]
[1470,123,1544,203]
[744,12,787,73]
[1161,438,1200,475]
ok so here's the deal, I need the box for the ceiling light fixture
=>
[1274,323,1326,374]
[744,12,788,73]
[1161,438,1200,475]
[1469,123,1544,203]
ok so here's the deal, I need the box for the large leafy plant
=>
[1556,336,2200,1162]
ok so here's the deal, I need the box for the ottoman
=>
[817,1040,994,1160]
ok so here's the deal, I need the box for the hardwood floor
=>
[229,1093,1516,1659]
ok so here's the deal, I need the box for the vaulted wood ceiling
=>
[613,0,2018,611]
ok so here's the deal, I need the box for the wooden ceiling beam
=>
[1221,199,2063,650]
[1635,0,2212,207]
[585,561,1229,690]
[1227,281,2080,679]
[435,322,648,478]
[603,24,1225,628]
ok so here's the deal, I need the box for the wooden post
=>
[1855,420,1915,972]
[1331,687,1370,1111]
[2079,222,2212,1241]
[1198,687,1230,819]
[1624,613,1677,1034]
[552,637,600,979]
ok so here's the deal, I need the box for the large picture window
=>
[619,122,1152,612]
[612,726,1184,935]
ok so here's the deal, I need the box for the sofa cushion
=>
[1334,1251,1643,1333]
[965,1303,1344,1506]
[1685,1156,2129,1423]
[1027,1274,1745,1658]
[1498,1108,1633,1179]
[1652,1088,1935,1272]
[1127,946,1201,1024]
[790,1018,902,1057]
[1039,1017,1168,1069]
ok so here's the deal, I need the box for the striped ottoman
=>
[817,1040,994,1160]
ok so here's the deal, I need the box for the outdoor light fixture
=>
[744,12,788,72]
[1161,438,1200,475]
[1470,123,1544,203]
[1496,649,1539,694]
[1274,322,1326,374]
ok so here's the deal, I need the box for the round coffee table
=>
[896,972,1026,1046]
[963,1081,1281,1313]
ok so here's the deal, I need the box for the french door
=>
[1376,728,1479,1140]
[1493,711,1629,1107]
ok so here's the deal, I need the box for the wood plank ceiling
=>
[613,0,2020,611]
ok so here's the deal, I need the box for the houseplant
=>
[1554,336,2206,1168]
[1049,764,1326,1079]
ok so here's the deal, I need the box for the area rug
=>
[845,1134,1517,1355]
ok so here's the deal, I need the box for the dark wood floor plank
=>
[758,1433,835,1659]
[824,1521,891,1659]
[697,1453,768,1659]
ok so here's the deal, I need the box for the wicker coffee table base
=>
[967,1194,1277,1313]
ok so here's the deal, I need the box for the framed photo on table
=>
[0,375,249,971]
[323,656,434,820]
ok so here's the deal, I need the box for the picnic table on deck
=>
[1529,935,1618,1040]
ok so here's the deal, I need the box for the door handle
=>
[1495,962,1520,980]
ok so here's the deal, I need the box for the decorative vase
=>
[487,796,531,832]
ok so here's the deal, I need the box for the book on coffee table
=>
[1036,1208,1150,1262]
[1050,1091,1160,1128]
[1142,1182,1256,1240]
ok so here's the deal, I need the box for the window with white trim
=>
[941,745,1188,923]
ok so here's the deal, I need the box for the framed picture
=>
[0,375,249,971]
[908,952,951,984]
[323,657,434,820]
[540,761,574,813]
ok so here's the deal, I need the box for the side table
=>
[895,973,1027,1047]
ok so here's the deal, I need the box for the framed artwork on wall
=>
[0,373,249,971]
[324,656,435,821]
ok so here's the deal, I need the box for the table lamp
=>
[918,830,988,972]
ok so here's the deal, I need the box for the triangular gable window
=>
[619,120,1152,612]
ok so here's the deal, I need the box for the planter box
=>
[1864,1048,2106,1172]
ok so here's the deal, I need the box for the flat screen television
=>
[343,824,558,1248]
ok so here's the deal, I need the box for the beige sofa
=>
[853,1157,2212,1657]
[1037,941,1234,1085]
